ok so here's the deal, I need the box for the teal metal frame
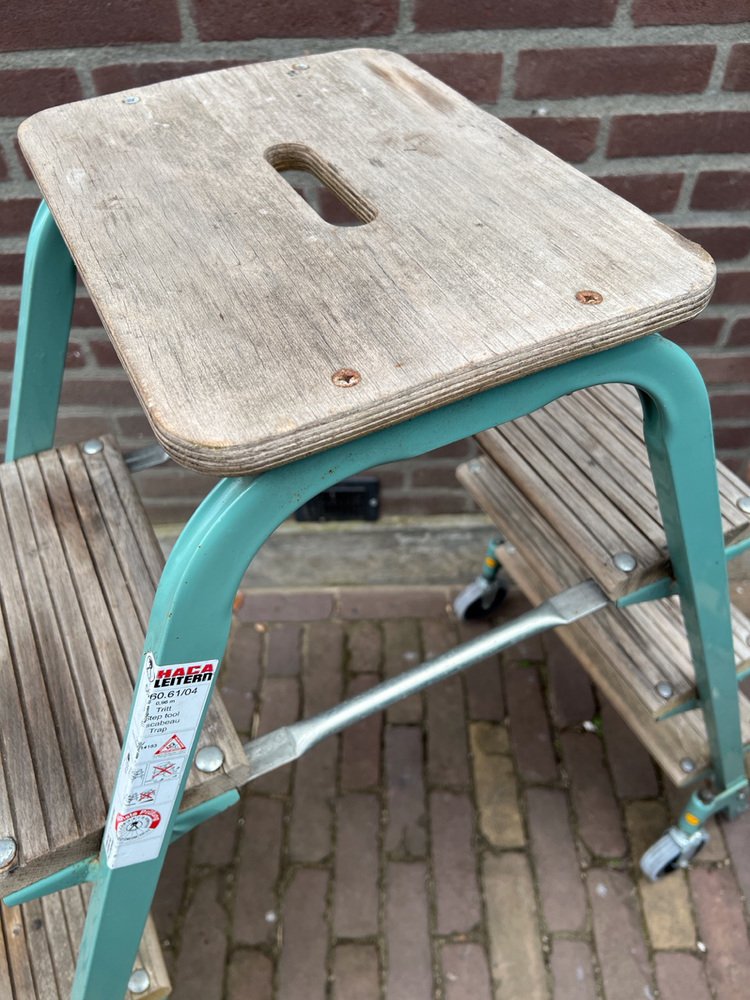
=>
[6,201,748,998]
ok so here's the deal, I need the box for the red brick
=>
[0,340,83,371]
[423,619,469,787]
[411,463,461,488]
[90,338,120,367]
[0,198,38,235]
[459,624,504,721]
[546,633,596,728]
[192,804,239,867]
[341,674,382,790]
[55,414,118,446]
[72,297,103,328]
[600,699,659,799]
[550,940,598,1000]
[338,586,449,621]
[193,0,398,39]
[505,663,557,782]
[346,620,382,673]
[713,272,750,304]
[60,377,139,406]
[171,873,227,1000]
[588,869,653,1000]
[633,0,750,24]
[384,491,476,515]
[0,300,17,330]
[253,676,299,794]
[152,833,190,961]
[690,866,750,999]
[333,794,380,938]
[385,862,433,1000]
[608,112,750,157]
[441,944,492,1000]
[237,589,334,622]
[725,43,750,91]
[0,69,83,116]
[0,254,23,285]
[711,390,750,418]
[593,173,682,214]
[527,788,586,932]
[266,623,301,676]
[221,620,262,733]
[92,60,243,96]
[678,227,750,261]
[278,868,329,1000]
[692,171,750,211]
[728,318,750,348]
[505,117,599,163]
[382,618,422,723]
[0,149,7,181]
[714,425,750,450]
[517,46,713,100]
[385,725,427,856]
[561,732,626,857]
[406,53,502,103]
[2,0,180,49]
[414,0,617,31]
[332,945,380,1000]
[13,139,32,179]
[430,791,481,933]
[666,316,723,349]
[654,953,711,1000]
[227,951,272,1000]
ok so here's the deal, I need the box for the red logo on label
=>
[114,808,161,840]
[155,734,187,756]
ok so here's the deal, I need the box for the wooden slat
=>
[19,50,714,475]
[0,891,171,999]
[458,456,750,787]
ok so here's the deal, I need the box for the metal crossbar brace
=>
[243,581,608,781]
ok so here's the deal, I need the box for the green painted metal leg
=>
[6,201,76,462]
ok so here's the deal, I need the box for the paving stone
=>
[423,618,471,787]
[720,808,750,915]
[266,622,302,676]
[587,868,654,1000]
[483,852,547,1000]
[288,739,337,861]
[441,942,492,1000]
[338,585,450,620]
[526,787,587,932]
[192,802,240,868]
[385,725,427,856]
[430,791,481,933]
[153,832,190,975]
[624,799,669,862]
[550,939,598,1000]
[654,952,711,1000]
[383,619,423,722]
[278,868,329,1000]
[233,796,284,946]
[253,676,299,794]
[171,873,228,1000]
[340,673,382,791]
[470,722,524,848]
[304,619,344,713]
[221,620,263,733]
[385,861,433,1000]
[346,619,382,673]
[545,633,596,728]
[333,944,380,1000]
[333,793,380,938]
[227,949,273,1000]
[640,875,695,950]
[690,865,750,1000]
[238,588,335,622]
[600,698,659,799]
[463,652,505,722]
[505,662,558,782]
[561,731,626,858]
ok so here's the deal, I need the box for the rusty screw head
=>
[575,289,603,305]
[332,368,361,388]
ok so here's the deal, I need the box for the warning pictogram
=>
[114,808,161,840]
[149,760,182,783]
[155,734,187,756]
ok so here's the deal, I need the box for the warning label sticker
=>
[103,652,219,869]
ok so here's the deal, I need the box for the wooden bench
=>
[458,382,750,787]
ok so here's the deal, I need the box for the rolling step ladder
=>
[457,382,750,791]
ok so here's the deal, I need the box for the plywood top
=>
[19,49,715,475]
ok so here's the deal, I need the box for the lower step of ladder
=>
[1,886,169,999]
[458,455,750,788]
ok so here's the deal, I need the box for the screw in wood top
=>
[332,369,361,388]
[575,290,603,305]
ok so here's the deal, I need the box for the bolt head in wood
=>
[122,95,140,105]
[737,496,750,515]
[655,681,674,700]
[82,439,103,455]
[613,552,637,573]
[679,757,696,774]
[0,837,17,871]
[127,969,151,993]
[195,745,224,773]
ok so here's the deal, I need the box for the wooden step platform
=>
[0,438,249,896]
[458,393,750,787]
[1,886,169,998]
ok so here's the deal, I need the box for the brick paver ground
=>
[154,585,750,999]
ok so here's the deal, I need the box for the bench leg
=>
[6,201,76,462]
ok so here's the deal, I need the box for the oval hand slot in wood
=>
[265,142,377,226]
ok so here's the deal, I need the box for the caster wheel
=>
[640,826,708,881]
[453,575,509,621]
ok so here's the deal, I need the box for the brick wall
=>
[0,0,748,522]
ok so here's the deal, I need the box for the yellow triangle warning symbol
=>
[155,734,187,756]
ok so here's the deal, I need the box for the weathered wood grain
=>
[19,49,715,475]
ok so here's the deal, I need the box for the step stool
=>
[2,48,745,998]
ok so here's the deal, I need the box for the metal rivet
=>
[331,368,361,388]
[655,681,674,700]
[82,439,103,455]
[0,837,17,871]
[122,95,140,105]
[680,757,696,774]
[737,497,750,515]
[127,969,151,994]
[575,289,603,305]
[613,552,637,573]
[194,745,224,773]
[292,61,309,71]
